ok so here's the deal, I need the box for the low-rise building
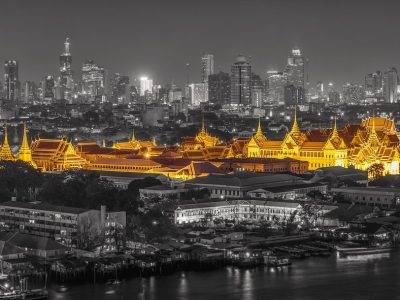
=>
[175,200,296,224]
[247,183,327,200]
[331,186,400,208]
[0,201,126,248]
[184,172,305,199]
[174,199,337,225]
[139,185,187,199]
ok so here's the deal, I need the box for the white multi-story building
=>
[139,76,153,96]
[174,199,336,225]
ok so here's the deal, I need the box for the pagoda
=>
[0,125,15,161]
[18,124,36,167]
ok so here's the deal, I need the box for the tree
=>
[299,201,322,231]
[272,211,299,235]
[0,161,43,201]
[368,163,385,181]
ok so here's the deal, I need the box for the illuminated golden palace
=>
[247,113,399,175]
[0,114,399,177]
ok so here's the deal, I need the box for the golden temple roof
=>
[18,124,35,166]
[0,125,15,161]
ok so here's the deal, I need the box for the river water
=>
[49,251,400,300]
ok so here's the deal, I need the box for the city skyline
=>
[2,0,400,86]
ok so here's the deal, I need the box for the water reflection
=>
[178,271,188,296]
[242,269,254,300]
[49,251,400,300]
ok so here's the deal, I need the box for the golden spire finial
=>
[131,128,136,142]
[201,116,206,133]
[256,117,262,135]
[331,117,339,138]
[21,123,29,149]
[290,106,300,134]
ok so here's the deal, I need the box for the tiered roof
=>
[0,125,15,161]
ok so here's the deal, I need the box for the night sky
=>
[1,0,400,87]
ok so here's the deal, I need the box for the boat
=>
[266,257,292,267]
[336,246,393,257]
[107,279,122,285]
[264,255,292,267]
[0,289,48,299]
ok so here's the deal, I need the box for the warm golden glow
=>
[0,117,398,179]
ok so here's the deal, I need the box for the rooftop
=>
[0,201,92,215]
[185,172,303,188]
[332,186,400,193]
[176,199,301,210]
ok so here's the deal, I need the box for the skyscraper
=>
[230,55,252,106]
[284,84,304,106]
[139,77,153,96]
[364,71,383,98]
[284,47,306,103]
[110,73,129,103]
[81,60,106,100]
[316,81,324,98]
[383,67,398,103]
[59,37,74,101]
[189,83,207,106]
[208,71,230,105]
[265,70,286,106]
[201,54,214,83]
[327,82,340,103]
[4,60,19,104]
[43,75,55,103]
[342,83,364,104]
[285,48,305,87]
[251,73,264,108]
[23,81,37,103]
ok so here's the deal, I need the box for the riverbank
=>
[48,250,400,299]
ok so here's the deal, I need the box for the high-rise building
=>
[110,73,129,103]
[230,55,252,106]
[342,83,364,104]
[139,77,153,96]
[251,73,264,108]
[201,54,214,83]
[285,48,306,88]
[81,60,106,100]
[23,81,37,103]
[168,84,183,102]
[316,81,324,98]
[383,67,398,103]
[326,82,340,103]
[4,60,19,104]
[189,83,207,106]
[364,71,383,98]
[43,75,55,103]
[59,38,74,101]
[284,47,306,103]
[208,71,230,105]
[265,70,286,106]
[284,85,304,106]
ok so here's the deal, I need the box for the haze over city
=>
[2,0,400,85]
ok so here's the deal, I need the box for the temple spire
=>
[18,123,34,166]
[21,123,29,149]
[130,129,136,142]
[0,124,15,161]
[201,116,206,133]
[331,117,339,138]
[256,117,262,135]
[290,106,301,134]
